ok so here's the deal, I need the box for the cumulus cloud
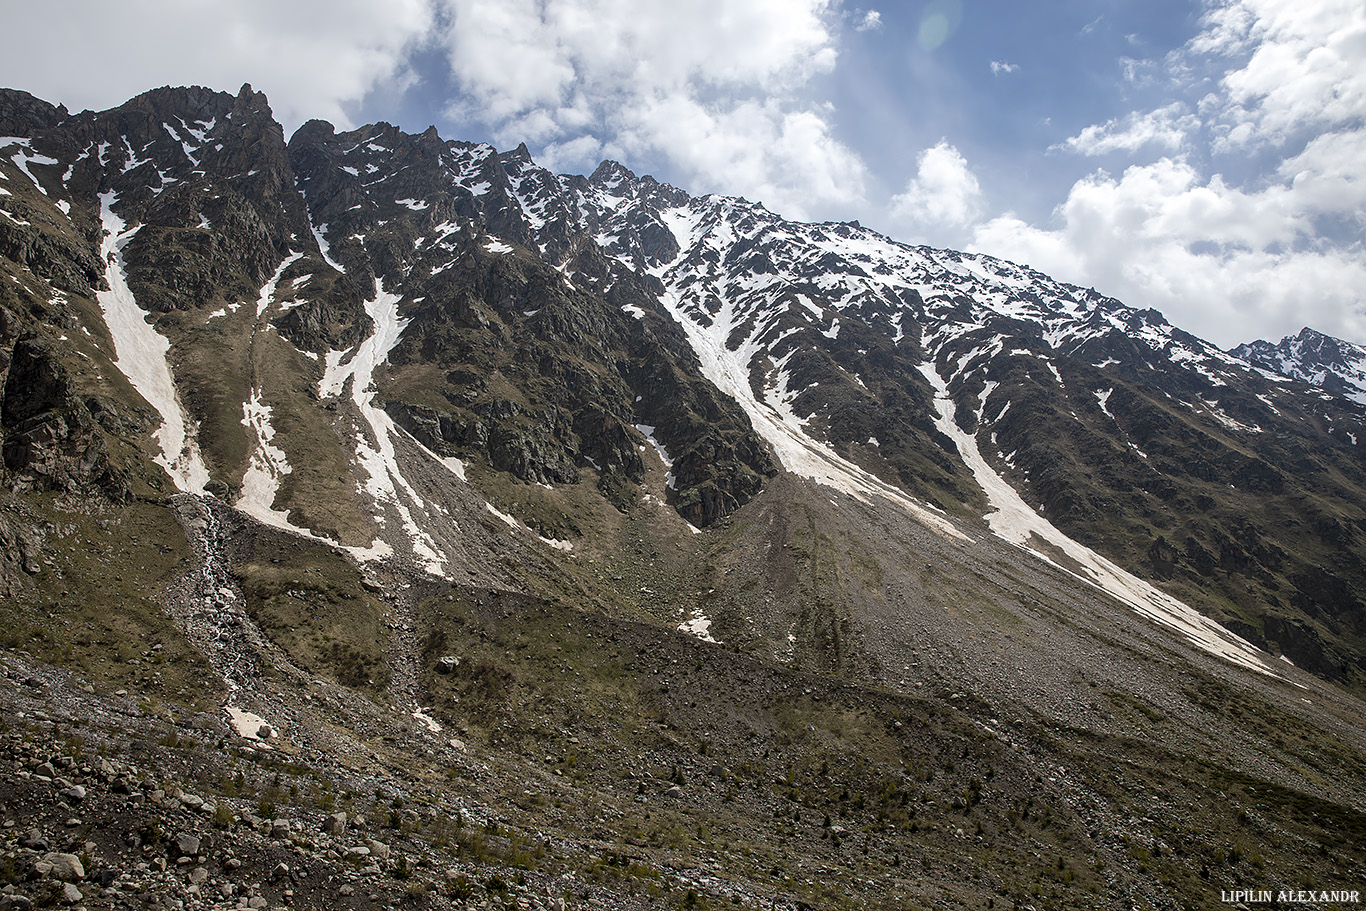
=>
[971,153,1366,346]
[889,141,983,242]
[977,201,1366,347]
[990,61,1018,75]
[974,0,1366,346]
[1194,0,1366,147]
[435,0,866,219]
[1057,102,1199,155]
[0,0,436,132]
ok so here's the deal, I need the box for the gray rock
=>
[323,812,347,835]
[175,833,201,856]
[42,853,84,882]
[19,830,48,851]
[59,883,82,905]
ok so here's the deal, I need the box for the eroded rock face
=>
[1,336,128,500]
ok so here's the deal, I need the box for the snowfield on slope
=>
[653,279,970,543]
[320,290,448,574]
[96,193,211,493]
[916,360,1278,677]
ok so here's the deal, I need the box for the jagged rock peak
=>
[1231,326,1366,404]
[291,118,336,143]
[590,159,636,188]
[234,81,270,110]
[109,84,268,130]
[0,88,68,135]
[1289,326,1364,366]
[503,141,533,163]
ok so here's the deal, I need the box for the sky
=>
[2,0,1363,348]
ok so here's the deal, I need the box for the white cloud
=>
[889,141,982,242]
[435,0,867,219]
[620,97,867,219]
[855,10,883,31]
[1197,0,1366,147]
[971,156,1366,346]
[1057,102,1199,155]
[1,0,873,222]
[0,0,436,132]
[990,61,1018,75]
[537,135,604,176]
[1276,130,1366,216]
[973,0,1366,346]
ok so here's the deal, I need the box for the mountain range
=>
[1,84,1364,910]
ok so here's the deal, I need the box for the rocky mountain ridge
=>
[0,84,1364,910]
[1231,326,1366,406]
[544,150,1366,686]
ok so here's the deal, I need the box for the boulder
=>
[41,853,84,882]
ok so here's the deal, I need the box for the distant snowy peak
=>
[1231,328,1366,405]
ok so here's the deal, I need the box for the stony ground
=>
[2,483,1365,911]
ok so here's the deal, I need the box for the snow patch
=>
[1094,388,1114,419]
[320,289,449,575]
[225,706,274,741]
[485,502,521,529]
[309,221,346,273]
[237,389,299,532]
[679,608,718,643]
[255,252,303,316]
[95,194,210,493]
[6,139,58,196]
[654,286,968,543]
[633,424,674,468]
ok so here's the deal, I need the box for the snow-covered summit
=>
[1231,327,1366,405]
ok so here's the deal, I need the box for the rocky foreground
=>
[0,650,584,911]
